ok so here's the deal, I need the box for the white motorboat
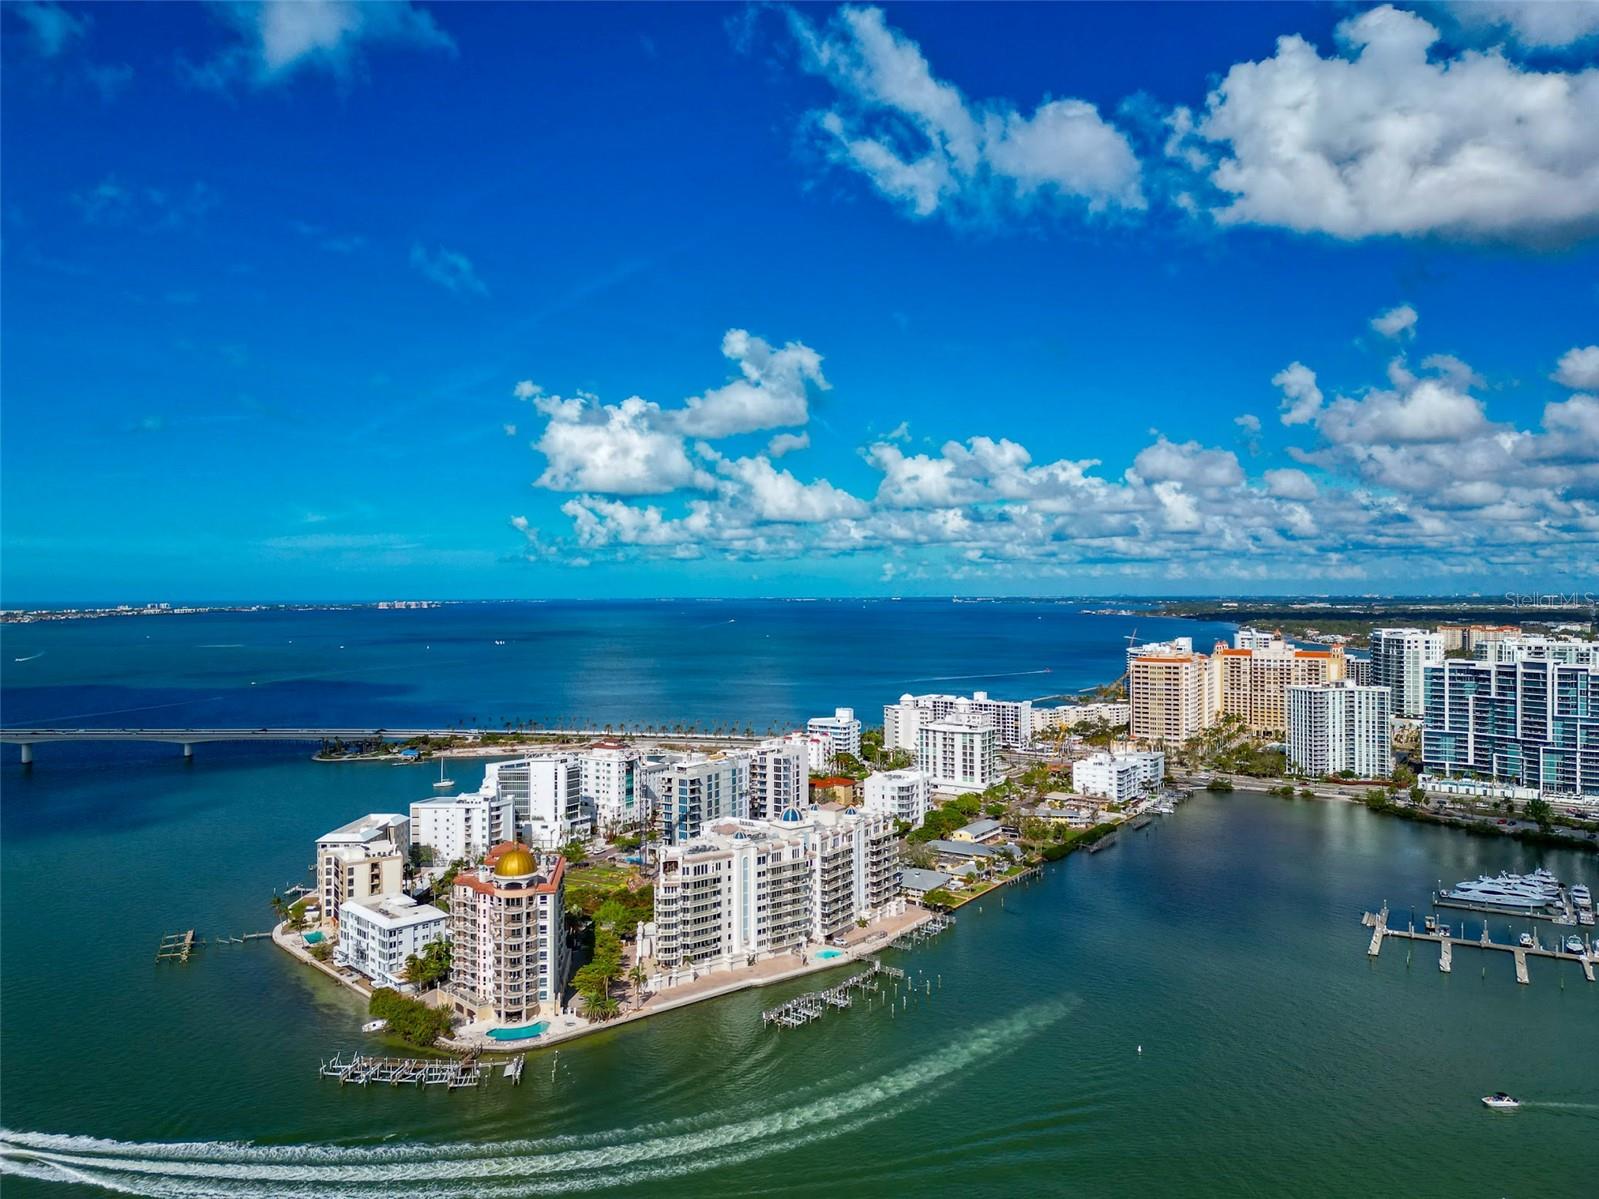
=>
[1438,868,1561,915]
[361,1019,388,1034]
[1518,932,1534,948]
[1572,884,1592,911]
[1564,935,1585,954]
[1481,1092,1520,1110]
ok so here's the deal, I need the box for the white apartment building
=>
[750,737,809,820]
[409,791,514,866]
[807,707,862,763]
[1128,650,1218,743]
[315,813,409,924]
[660,752,751,845]
[1475,636,1599,669]
[863,768,930,828]
[885,691,1034,750]
[1127,636,1194,673]
[1071,750,1164,803]
[1370,628,1444,718]
[334,893,448,990]
[448,843,568,1024]
[650,806,900,979]
[1288,681,1394,780]
[1032,702,1130,734]
[916,711,997,794]
[484,757,592,849]
[1233,627,1283,651]
[579,742,643,834]
[773,729,833,773]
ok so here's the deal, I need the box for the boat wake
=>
[0,1000,1071,1196]
[910,669,1052,684]
[11,652,44,663]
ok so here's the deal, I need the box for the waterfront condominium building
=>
[334,893,448,991]
[1128,650,1219,744]
[916,710,997,794]
[1347,656,1373,686]
[447,843,568,1024]
[651,818,814,975]
[659,752,752,845]
[884,692,1035,750]
[1422,659,1599,798]
[578,742,642,835]
[315,813,409,925]
[1287,681,1394,780]
[650,806,900,978]
[1214,641,1347,734]
[773,729,833,773]
[409,791,515,866]
[806,707,862,763]
[484,757,592,849]
[749,737,809,821]
[1071,750,1165,803]
[862,767,931,828]
[1370,628,1445,718]
[1126,636,1194,674]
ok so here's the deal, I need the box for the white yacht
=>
[1481,1092,1520,1111]
[1518,932,1534,948]
[1563,935,1585,955]
[1572,884,1592,911]
[1438,868,1561,915]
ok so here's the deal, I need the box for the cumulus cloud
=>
[189,1,454,88]
[409,243,488,296]
[1553,344,1599,390]
[768,431,811,458]
[673,330,828,438]
[1233,413,1262,433]
[1272,362,1323,425]
[1446,1,1599,48]
[788,5,1143,224]
[515,320,1598,582]
[1371,304,1418,339]
[1168,5,1599,245]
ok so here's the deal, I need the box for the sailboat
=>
[432,757,454,791]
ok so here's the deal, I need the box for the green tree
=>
[1523,796,1553,830]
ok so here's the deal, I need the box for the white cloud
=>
[1129,438,1244,489]
[716,456,868,523]
[409,243,488,296]
[1371,303,1418,339]
[71,176,219,230]
[1233,413,1262,433]
[513,380,541,400]
[11,2,86,57]
[1446,1,1599,49]
[1171,5,1599,246]
[533,394,713,496]
[767,431,811,458]
[672,330,827,438]
[192,1,454,88]
[790,5,1142,224]
[1272,361,1323,425]
[1553,344,1599,390]
[1263,467,1318,500]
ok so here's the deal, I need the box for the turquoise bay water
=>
[2,603,1596,1195]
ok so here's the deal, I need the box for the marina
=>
[318,1053,490,1089]
[1433,867,1595,926]
[888,912,954,949]
[1362,906,1596,985]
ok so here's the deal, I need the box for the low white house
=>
[1071,750,1164,803]
[334,893,448,990]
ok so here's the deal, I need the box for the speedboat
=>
[1518,932,1534,948]
[1564,935,1585,954]
[361,1019,388,1033]
[1481,1092,1520,1110]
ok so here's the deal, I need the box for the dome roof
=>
[780,807,803,823]
[492,846,538,878]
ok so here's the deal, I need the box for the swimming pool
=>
[816,949,844,960]
[301,931,325,945]
[487,1021,549,1041]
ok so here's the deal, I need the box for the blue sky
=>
[2,1,1597,602]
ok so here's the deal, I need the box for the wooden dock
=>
[761,959,906,1029]
[156,930,197,963]
[1362,911,1594,985]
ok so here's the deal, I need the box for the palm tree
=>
[627,962,649,1009]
